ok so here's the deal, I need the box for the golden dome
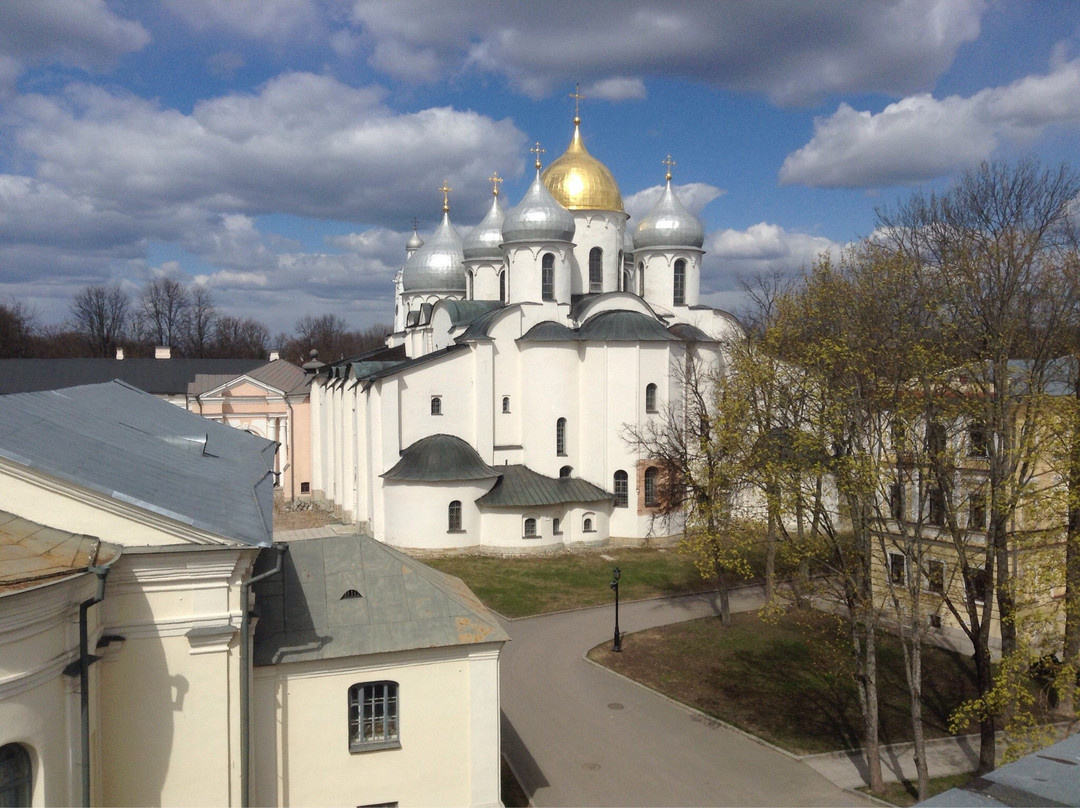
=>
[541,119,624,212]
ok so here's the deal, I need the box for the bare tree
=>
[138,277,190,349]
[212,315,269,359]
[0,299,39,357]
[70,285,130,357]
[182,284,217,357]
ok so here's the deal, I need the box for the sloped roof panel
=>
[476,464,613,507]
[578,310,675,342]
[381,434,498,481]
[518,321,578,343]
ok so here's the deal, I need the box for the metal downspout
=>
[240,544,287,808]
[78,559,115,808]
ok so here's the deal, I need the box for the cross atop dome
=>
[569,83,585,125]
[663,154,676,182]
[488,170,503,197]
[530,141,545,170]
[439,179,453,213]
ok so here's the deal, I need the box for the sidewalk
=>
[273,523,358,541]
[802,734,984,789]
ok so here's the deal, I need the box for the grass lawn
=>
[423,546,718,617]
[861,772,972,807]
[588,608,1014,755]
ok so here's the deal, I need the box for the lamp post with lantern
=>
[610,567,622,652]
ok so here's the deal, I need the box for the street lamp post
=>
[610,566,622,652]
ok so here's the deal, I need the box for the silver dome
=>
[401,212,466,293]
[502,170,575,244]
[406,229,424,250]
[633,180,704,250]
[463,193,506,260]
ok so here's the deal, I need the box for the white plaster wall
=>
[397,352,476,452]
[479,505,564,550]
[382,480,494,549]
[251,645,503,808]
[568,211,627,295]
[518,343,580,479]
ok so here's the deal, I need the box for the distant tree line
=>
[0,278,390,363]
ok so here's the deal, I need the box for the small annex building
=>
[0,381,505,807]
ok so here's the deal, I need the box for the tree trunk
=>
[910,640,929,800]
[765,501,777,604]
[714,559,732,627]
[974,630,996,773]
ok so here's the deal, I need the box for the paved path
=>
[499,587,875,807]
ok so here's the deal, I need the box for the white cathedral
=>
[309,110,743,551]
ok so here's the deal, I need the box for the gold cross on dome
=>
[488,170,503,197]
[569,83,585,123]
[663,154,676,182]
[530,141,545,170]
[438,179,453,212]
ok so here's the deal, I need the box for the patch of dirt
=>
[273,499,341,532]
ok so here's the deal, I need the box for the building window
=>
[300,481,311,494]
[926,422,947,457]
[559,465,572,478]
[966,566,990,605]
[928,486,946,526]
[553,517,562,535]
[542,253,555,301]
[673,259,686,306]
[466,270,473,300]
[0,744,32,807]
[589,247,602,293]
[645,383,658,413]
[430,396,442,416]
[499,271,506,303]
[448,500,462,532]
[556,417,567,456]
[637,261,644,296]
[502,396,511,414]
[614,470,628,507]
[968,421,988,457]
[888,552,907,585]
[348,682,399,752]
[583,516,594,532]
[524,517,538,538]
[925,559,945,594]
[644,466,659,507]
[969,491,986,530]
[889,482,904,522]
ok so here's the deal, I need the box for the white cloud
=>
[585,78,646,102]
[348,0,984,104]
[625,182,724,223]
[780,58,1080,187]
[162,0,325,43]
[702,222,843,297]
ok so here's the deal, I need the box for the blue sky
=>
[2,1,1079,335]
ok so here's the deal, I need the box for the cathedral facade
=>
[309,113,742,551]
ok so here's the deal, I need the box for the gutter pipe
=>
[77,556,116,807]
[240,544,287,808]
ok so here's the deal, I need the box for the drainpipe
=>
[240,544,287,808]
[285,397,296,501]
[77,559,115,807]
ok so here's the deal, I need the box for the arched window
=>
[613,470,628,507]
[559,465,572,478]
[553,517,562,535]
[524,517,538,538]
[0,744,32,807]
[589,248,603,293]
[637,261,645,296]
[583,516,594,532]
[430,396,442,416]
[502,396,511,414]
[448,500,462,531]
[556,417,567,456]
[542,253,555,301]
[348,682,399,751]
[645,383,658,413]
[499,271,506,303]
[644,466,659,507]
[673,259,686,306]
[466,270,474,300]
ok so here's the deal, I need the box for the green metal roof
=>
[476,464,613,508]
[518,321,578,342]
[382,433,498,481]
[577,310,676,342]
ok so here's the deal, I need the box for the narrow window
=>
[928,486,946,526]
[889,482,904,522]
[502,396,511,414]
[430,396,442,416]
[925,559,945,594]
[589,248,602,293]
[888,552,907,585]
[968,491,986,530]
[448,500,462,531]
[644,467,659,507]
[583,516,594,532]
[637,261,644,296]
[673,259,686,306]
[524,517,537,538]
[348,682,399,751]
[614,470,628,507]
[0,744,32,807]
[499,271,506,303]
[926,422,947,457]
[966,566,990,605]
[542,253,555,301]
[553,517,562,535]
[968,421,988,457]
[556,417,567,456]
[645,383,658,413]
[466,270,474,300]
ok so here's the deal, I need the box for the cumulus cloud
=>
[162,0,325,43]
[780,58,1080,187]
[585,77,647,102]
[625,182,725,223]
[348,0,984,104]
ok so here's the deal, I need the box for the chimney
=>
[155,346,171,360]
[269,350,280,362]
[115,347,124,360]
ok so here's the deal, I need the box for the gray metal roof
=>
[437,298,504,327]
[476,464,613,508]
[0,357,264,396]
[251,534,508,666]
[918,732,1080,807]
[667,322,715,342]
[0,381,275,546]
[577,310,676,342]
[519,321,579,342]
[188,360,309,397]
[455,306,507,343]
[0,509,122,593]
[382,434,498,481]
